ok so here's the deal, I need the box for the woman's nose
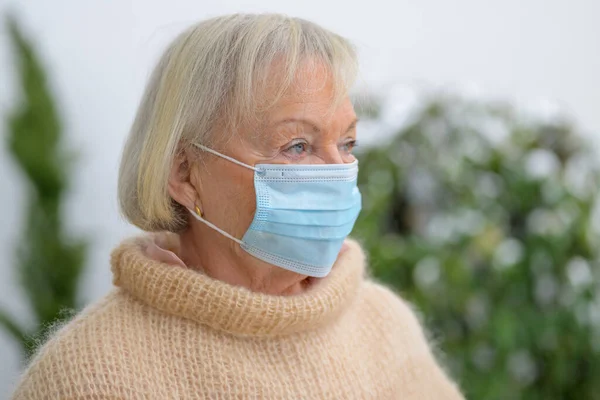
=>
[319,146,345,164]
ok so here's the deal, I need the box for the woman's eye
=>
[341,140,358,153]
[285,142,308,155]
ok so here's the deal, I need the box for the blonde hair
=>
[118,13,358,231]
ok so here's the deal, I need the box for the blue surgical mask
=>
[188,144,362,277]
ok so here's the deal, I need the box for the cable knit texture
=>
[11,234,464,399]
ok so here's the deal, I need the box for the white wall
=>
[0,0,598,396]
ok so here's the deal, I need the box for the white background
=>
[0,0,598,396]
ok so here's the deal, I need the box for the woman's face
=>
[189,62,358,245]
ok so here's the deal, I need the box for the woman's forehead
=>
[261,67,353,119]
[233,58,355,140]
[265,96,355,126]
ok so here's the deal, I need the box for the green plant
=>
[0,15,87,360]
[354,94,600,399]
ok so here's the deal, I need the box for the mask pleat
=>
[241,231,345,268]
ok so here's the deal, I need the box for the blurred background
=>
[1,0,599,398]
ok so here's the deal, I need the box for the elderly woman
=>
[13,14,463,400]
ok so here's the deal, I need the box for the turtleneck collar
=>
[110,234,366,337]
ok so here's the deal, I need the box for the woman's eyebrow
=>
[275,117,359,133]
[346,118,359,132]
[275,118,321,133]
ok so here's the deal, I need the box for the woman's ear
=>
[168,147,202,212]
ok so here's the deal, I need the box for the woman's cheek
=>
[233,176,259,235]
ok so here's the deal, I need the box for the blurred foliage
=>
[0,15,87,360]
[354,94,600,399]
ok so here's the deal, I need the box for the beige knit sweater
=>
[12,235,463,399]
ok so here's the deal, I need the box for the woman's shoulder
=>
[356,279,464,399]
[26,288,129,355]
[32,288,138,348]
[359,279,425,328]
[357,279,443,357]
[11,289,158,399]
[358,278,451,357]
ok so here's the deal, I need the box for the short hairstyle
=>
[118,13,358,232]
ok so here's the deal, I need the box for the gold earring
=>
[195,205,202,217]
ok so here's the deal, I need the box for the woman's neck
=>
[178,227,314,296]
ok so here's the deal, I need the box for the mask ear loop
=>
[193,143,262,173]
[189,143,263,245]
[188,207,244,246]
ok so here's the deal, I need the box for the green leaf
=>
[0,309,27,349]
